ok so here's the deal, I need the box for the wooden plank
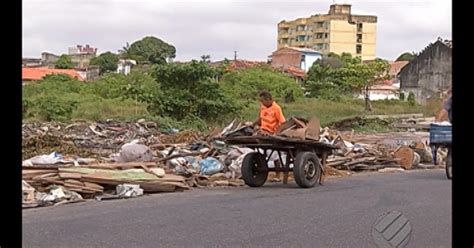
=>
[35,178,64,185]
[87,162,159,169]
[306,117,320,140]
[64,179,84,186]
[63,183,103,193]
[83,182,104,191]
[59,173,83,180]
[30,172,58,180]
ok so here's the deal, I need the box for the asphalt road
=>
[23,169,451,248]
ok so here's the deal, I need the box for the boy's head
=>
[259,90,273,107]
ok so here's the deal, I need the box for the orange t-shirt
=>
[260,101,286,134]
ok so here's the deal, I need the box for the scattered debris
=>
[116,184,144,198]
[22,118,438,209]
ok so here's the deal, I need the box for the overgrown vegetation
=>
[304,52,390,111]
[23,36,436,132]
[54,55,74,69]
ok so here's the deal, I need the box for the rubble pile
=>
[22,121,252,208]
[22,117,442,208]
[22,120,203,160]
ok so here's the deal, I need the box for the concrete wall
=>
[399,41,452,104]
[302,53,322,72]
[70,54,96,69]
[41,53,59,66]
[329,20,376,60]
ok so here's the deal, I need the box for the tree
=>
[90,52,119,74]
[55,55,74,69]
[344,58,391,111]
[220,66,304,103]
[126,36,176,64]
[396,52,416,62]
[304,54,358,100]
[151,61,237,121]
[200,55,211,64]
[118,42,131,59]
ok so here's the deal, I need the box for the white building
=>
[117,59,137,75]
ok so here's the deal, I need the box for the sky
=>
[22,0,451,62]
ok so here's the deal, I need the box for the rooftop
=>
[22,67,85,81]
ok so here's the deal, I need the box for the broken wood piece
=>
[394,146,415,170]
[306,117,320,140]
[58,173,83,180]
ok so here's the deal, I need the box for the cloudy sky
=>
[23,0,451,62]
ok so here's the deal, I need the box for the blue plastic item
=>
[199,157,223,175]
[429,123,452,144]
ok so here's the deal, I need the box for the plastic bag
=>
[23,152,62,166]
[117,142,153,162]
[199,157,224,175]
[116,184,144,198]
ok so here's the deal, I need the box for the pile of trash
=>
[321,128,445,172]
[22,120,202,160]
[22,118,444,208]
[22,123,253,208]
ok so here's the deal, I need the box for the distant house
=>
[399,38,452,104]
[76,67,100,81]
[359,61,409,101]
[68,44,98,55]
[22,58,43,68]
[22,67,85,84]
[117,59,137,75]
[41,52,60,68]
[269,46,322,72]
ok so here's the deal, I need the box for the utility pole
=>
[234,51,238,61]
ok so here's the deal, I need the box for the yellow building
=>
[277,4,377,61]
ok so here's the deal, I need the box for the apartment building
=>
[277,4,377,61]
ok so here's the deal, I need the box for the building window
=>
[315,21,324,28]
[357,34,362,43]
[296,35,306,42]
[356,44,362,54]
[357,23,363,32]
[297,25,306,31]
[314,43,324,50]
[324,33,328,39]
[316,33,324,39]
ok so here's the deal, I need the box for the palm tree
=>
[118,42,131,59]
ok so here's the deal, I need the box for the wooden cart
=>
[224,135,337,188]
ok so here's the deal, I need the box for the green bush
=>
[220,66,304,103]
[407,92,416,106]
[35,95,78,122]
[399,92,405,101]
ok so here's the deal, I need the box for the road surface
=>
[23,169,451,247]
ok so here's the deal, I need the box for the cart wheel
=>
[445,148,452,179]
[241,152,268,187]
[293,152,322,188]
